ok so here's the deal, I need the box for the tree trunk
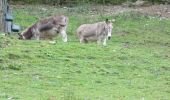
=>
[0,0,3,32]
[0,0,5,32]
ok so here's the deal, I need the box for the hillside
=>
[0,5,170,100]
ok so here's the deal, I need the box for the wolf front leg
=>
[32,28,40,40]
[97,35,107,46]
[102,37,107,46]
[60,30,67,42]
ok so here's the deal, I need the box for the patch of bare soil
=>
[11,4,170,18]
[94,4,170,18]
[138,5,170,18]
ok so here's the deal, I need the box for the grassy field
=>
[0,5,170,100]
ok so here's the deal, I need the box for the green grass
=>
[0,5,170,100]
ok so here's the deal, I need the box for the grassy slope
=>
[0,5,170,100]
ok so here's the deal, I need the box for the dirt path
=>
[96,4,170,18]
[11,4,170,18]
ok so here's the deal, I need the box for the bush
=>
[9,0,170,5]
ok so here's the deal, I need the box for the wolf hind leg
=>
[32,28,40,40]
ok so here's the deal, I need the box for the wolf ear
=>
[106,19,111,24]
[18,33,22,39]
[18,33,21,36]
[105,19,109,23]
